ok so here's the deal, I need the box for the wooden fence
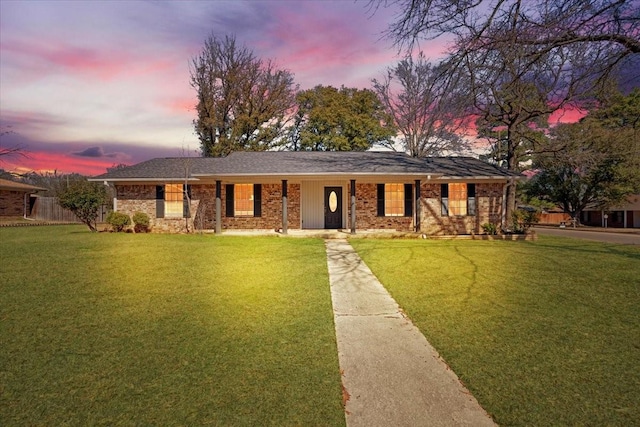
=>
[30,197,109,223]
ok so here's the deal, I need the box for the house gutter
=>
[88,177,202,183]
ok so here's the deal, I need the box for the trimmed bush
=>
[132,211,150,233]
[106,211,131,232]
[481,222,498,235]
[512,210,540,234]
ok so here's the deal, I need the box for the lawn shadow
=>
[533,238,640,262]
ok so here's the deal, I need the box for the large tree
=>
[370,0,640,225]
[526,89,640,221]
[372,53,470,157]
[190,34,297,157]
[289,85,396,151]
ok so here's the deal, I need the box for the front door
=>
[324,187,342,229]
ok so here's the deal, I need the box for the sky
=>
[2,1,636,177]
[1,0,448,176]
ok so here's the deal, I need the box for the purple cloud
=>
[72,146,118,158]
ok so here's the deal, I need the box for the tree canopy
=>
[190,34,297,157]
[289,85,396,151]
[526,89,640,220]
[372,53,470,157]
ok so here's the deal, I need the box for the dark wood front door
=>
[324,187,342,229]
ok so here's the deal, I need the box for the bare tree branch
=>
[372,53,471,156]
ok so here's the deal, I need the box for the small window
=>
[385,183,404,216]
[234,184,254,216]
[441,183,475,217]
[165,183,184,217]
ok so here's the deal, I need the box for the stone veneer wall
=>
[349,183,414,231]
[0,190,25,216]
[420,182,504,235]
[116,184,176,233]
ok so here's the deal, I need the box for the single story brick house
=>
[0,179,46,217]
[91,151,520,234]
[580,194,640,228]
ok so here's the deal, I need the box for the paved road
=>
[534,227,640,245]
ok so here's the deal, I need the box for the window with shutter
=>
[164,183,184,218]
[234,184,254,216]
[377,183,411,217]
[441,183,476,216]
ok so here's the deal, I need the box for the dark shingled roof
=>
[422,157,520,178]
[195,151,436,176]
[91,151,519,181]
[91,157,222,180]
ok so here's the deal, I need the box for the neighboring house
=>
[0,179,46,217]
[91,151,520,234]
[580,194,640,228]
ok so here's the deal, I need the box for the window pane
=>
[449,183,467,216]
[165,184,183,217]
[235,183,254,216]
[384,183,404,216]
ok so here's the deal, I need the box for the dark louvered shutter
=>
[467,183,476,216]
[225,184,234,217]
[156,185,164,218]
[404,183,413,217]
[183,184,192,218]
[253,184,262,217]
[376,184,385,217]
[441,184,449,216]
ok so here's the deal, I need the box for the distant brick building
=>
[580,194,640,228]
[0,179,46,217]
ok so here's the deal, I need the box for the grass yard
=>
[350,236,640,426]
[0,226,345,426]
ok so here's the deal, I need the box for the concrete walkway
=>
[326,239,496,427]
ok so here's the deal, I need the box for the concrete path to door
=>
[325,239,496,427]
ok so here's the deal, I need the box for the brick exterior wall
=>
[0,190,25,217]
[349,183,413,231]
[115,181,504,234]
[222,183,301,230]
[420,182,503,235]
[115,183,301,233]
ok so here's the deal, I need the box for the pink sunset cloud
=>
[2,151,125,176]
[2,38,182,84]
[163,97,197,116]
[251,2,404,88]
[549,105,588,124]
[1,39,129,81]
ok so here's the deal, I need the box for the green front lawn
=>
[350,237,640,426]
[0,226,345,426]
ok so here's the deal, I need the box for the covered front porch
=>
[205,176,425,234]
